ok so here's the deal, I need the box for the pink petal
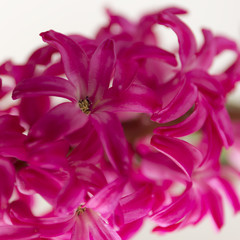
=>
[124,43,177,66]
[136,7,187,45]
[203,185,224,229]
[108,204,124,228]
[120,185,154,223]
[194,29,216,70]
[151,77,198,123]
[27,102,88,145]
[88,39,115,102]
[96,9,135,43]
[152,222,182,233]
[27,140,69,169]
[118,219,143,240]
[214,35,238,54]
[217,177,240,213]
[37,215,75,237]
[17,167,62,204]
[151,135,203,178]
[0,115,24,133]
[158,11,197,68]
[64,120,94,145]
[211,106,234,148]
[9,200,35,224]
[11,214,75,237]
[138,147,188,182]
[161,7,188,15]
[0,132,27,160]
[221,56,240,94]
[154,95,207,137]
[187,70,224,103]
[0,61,34,83]
[71,217,89,240]
[27,45,56,66]
[0,78,10,99]
[74,164,107,193]
[19,96,50,127]
[0,225,39,239]
[12,76,77,102]
[105,9,135,34]
[86,177,127,218]
[150,186,194,226]
[69,34,97,57]
[43,61,64,76]
[41,30,88,97]
[112,59,138,93]
[68,130,103,165]
[200,118,223,168]
[90,111,130,175]
[104,84,160,114]
[0,158,15,210]
[55,174,85,213]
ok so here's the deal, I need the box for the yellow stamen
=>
[78,97,91,114]
[76,206,87,215]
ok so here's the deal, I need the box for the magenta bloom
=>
[150,132,240,232]
[153,9,240,149]
[6,171,126,239]
[13,30,130,175]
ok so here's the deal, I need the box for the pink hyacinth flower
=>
[152,9,236,148]
[150,133,240,232]
[13,30,130,175]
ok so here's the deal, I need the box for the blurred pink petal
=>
[0,225,39,239]
[151,135,202,179]
[86,177,127,218]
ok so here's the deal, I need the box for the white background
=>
[1,0,240,239]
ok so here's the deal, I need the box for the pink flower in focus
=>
[13,30,130,175]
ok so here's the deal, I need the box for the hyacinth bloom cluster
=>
[1,6,240,240]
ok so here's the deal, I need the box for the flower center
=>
[78,97,91,114]
[76,206,87,216]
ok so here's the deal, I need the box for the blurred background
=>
[1,0,240,239]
